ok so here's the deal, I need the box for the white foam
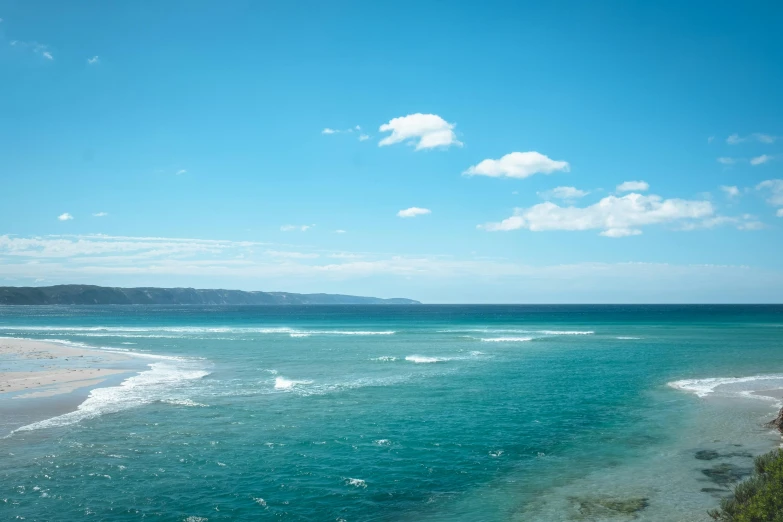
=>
[374,439,392,446]
[405,355,447,364]
[274,377,313,390]
[0,326,395,336]
[289,333,311,338]
[371,356,397,362]
[668,374,783,398]
[616,336,642,340]
[11,360,211,433]
[161,398,208,407]
[539,330,594,335]
[345,478,367,488]
[480,337,534,342]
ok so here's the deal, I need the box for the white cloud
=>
[2,234,783,302]
[600,228,642,238]
[176,169,187,175]
[756,179,783,206]
[480,193,714,236]
[379,113,461,150]
[57,213,73,221]
[323,126,364,136]
[397,207,431,218]
[334,229,347,234]
[87,55,99,65]
[750,154,773,166]
[464,152,569,179]
[539,186,589,201]
[12,41,54,60]
[265,250,319,259]
[93,212,109,217]
[707,136,715,144]
[616,181,649,193]
[720,186,740,198]
[777,209,783,217]
[678,215,764,231]
[717,157,736,165]
[280,224,313,232]
[727,133,779,145]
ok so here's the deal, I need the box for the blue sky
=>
[1,0,782,302]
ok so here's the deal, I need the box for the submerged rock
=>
[570,496,649,519]
[701,463,752,487]
[695,450,720,460]
[694,449,754,461]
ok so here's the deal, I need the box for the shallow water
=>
[0,305,781,521]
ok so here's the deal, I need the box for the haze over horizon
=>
[2,1,783,303]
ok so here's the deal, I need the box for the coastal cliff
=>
[0,285,420,305]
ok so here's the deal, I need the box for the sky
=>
[1,0,782,303]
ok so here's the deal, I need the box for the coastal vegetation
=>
[0,285,419,305]
[708,449,783,521]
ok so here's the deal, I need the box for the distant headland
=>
[0,285,421,305]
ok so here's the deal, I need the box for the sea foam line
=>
[10,360,211,434]
[0,326,395,336]
[668,375,783,398]
[480,337,535,342]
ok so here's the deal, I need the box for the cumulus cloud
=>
[616,181,649,193]
[280,224,313,232]
[397,207,431,218]
[757,179,783,206]
[321,128,337,135]
[480,193,715,237]
[717,157,737,165]
[727,133,779,145]
[720,186,740,198]
[358,134,370,141]
[379,113,461,150]
[87,55,99,65]
[464,152,569,179]
[539,186,589,201]
[58,213,73,221]
[93,212,109,217]
[751,154,773,166]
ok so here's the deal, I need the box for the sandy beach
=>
[0,337,136,399]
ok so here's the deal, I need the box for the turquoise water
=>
[1,305,782,521]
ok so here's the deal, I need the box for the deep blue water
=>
[1,305,782,521]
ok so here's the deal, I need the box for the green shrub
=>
[709,449,783,521]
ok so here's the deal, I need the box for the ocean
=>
[1,305,782,521]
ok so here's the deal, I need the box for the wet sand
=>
[0,337,138,398]
[753,388,783,401]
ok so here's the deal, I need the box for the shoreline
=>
[0,337,147,434]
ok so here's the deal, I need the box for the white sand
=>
[0,337,133,398]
